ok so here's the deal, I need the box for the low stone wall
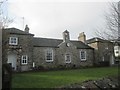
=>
[59,76,119,89]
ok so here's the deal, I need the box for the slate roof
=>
[3,28,34,35]
[3,27,93,49]
[71,41,93,49]
[33,37,93,49]
[87,37,111,44]
[33,38,62,48]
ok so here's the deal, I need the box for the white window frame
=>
[21,55,28,65]
[80,50,86,61]
[65,53,71,63]
[9,37,18,45]
[45,48,54,62]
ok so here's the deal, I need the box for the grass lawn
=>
[12,66,118,88]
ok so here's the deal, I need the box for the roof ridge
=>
[34,37,86,42]
[4,27,23,31]
[4,27,34,35]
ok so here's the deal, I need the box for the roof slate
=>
[33,37,93,49]
[71,41,93,49]
[33,38,62,48]
[3,28,34,35]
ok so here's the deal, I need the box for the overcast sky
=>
[4,0,119,40]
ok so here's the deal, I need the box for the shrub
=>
[32,65,45,71]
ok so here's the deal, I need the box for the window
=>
[21,55,28,65]
[65,54,71,63]
[9,37,18,45]
[45,48,53,62]
[80,50,86,61]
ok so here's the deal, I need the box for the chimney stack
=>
[24,25,29,33]
[78,32,86,43]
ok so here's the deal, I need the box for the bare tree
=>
[0,0,13,28]
[1,0,14,65]
[95,2,119,40]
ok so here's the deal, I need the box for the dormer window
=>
[9,37,18,45]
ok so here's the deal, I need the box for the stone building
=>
[2,27,94,71]
[33,30,94,69]
[2,27,34,71]
[87,37,115,66]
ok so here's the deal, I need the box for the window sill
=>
[46,60,53,63]
[21,64,28,65]
[80,60,87,62]
[9,43,18,46]
[65,62,71,64]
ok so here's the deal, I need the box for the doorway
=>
[7,53,17,70]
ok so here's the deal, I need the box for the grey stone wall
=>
[33,41,94,69]
[79,49,94,67]
[57,41,94,67]
[88,42,99,65]
[3,30,34,71]
[88,41,114,66]
[17,34,34,71]
[98,42,114,65]
[33,47,58,69]
[56,41,78,66]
